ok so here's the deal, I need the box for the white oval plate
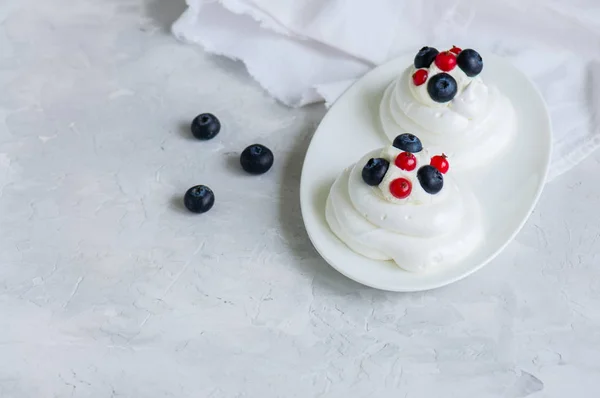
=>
[300,54,552,292]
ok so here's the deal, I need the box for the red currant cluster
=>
[389,152,450,199]
[412,46,462,86]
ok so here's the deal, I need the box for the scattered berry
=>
[457,49,483,77]
[392,133,423,153]
[434,51,457,72]
[395,152,417,171]
[362,158,389,186]
[427,73,458,103]
[184,185,215,213]
[417,165,444,194]
[414,47,439,69]
[191,113,221,140]
[412,69,428,86]
[449,46,462,55]
[240,144,274,175]
[430,154,449,174]
[389,178,412,199]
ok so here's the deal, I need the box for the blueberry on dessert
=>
[392,133,423,153]
[191,113,221,140]
[362,158,389,186]
[184,185,215,213]
[457,49,483,77]
[427,73,458,103]
[417,165,444,194]
[240,144,274,175]
[414,47,439,69]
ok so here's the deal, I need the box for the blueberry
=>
[414,46,439,69]
[457,49,483,77]
[392,133,423,153]
[362,158,390,186]
[427,73,458,103]
[417,165,444,194]
[184,185,215,213]
[240,144,274,175]
[191,113,221,140]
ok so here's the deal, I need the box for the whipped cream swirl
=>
[326,146,483,272]
[379,61,516,170]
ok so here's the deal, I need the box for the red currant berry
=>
[412,69,428,86]
[389,178,412,199]
[449,46,462,55]
[395,152,417,171]
[430,154,449,174]
[434,51,457,72]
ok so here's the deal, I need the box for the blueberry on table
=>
[184,185,215,213]
[362,158,389,186]
[457,49,483,77]
[427,73,458,103]
[392,133,423,153]
[417,165,444,194]
[414,46,439,69]
[240,144,274,175]
[191,113,221,140]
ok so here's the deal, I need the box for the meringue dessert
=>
[326,134,483,272]
[379,46,516,170]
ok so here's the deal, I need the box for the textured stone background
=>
[0,0,598,397]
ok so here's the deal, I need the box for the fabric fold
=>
[172,0,600,179]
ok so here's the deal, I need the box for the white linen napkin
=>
[172,0,600,180]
